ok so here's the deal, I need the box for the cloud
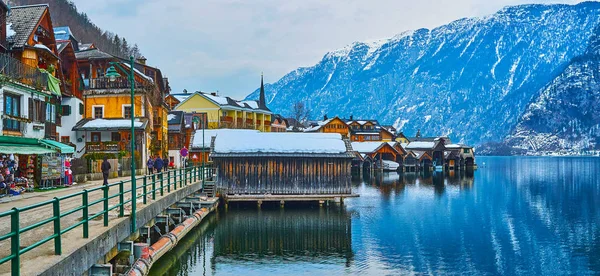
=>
[71,0,587,98]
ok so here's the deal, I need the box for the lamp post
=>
[105,56,137,233]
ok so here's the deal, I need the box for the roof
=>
[75,48,114,60]
[167,111,184,125]
[176,92,272,114]
[72,118,148,131]
[56,40,69,54]
[405,141,435,149]
[212,132,354,158]
[7,4,49,49]
[78,43,94,51]
[0,136,70,154]
[53,26,73,41]
[351,142,387,153]
[41,139,74,154]
[191,129,259,150]
[409,136,451,143]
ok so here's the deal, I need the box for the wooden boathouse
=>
[211,132,358,206]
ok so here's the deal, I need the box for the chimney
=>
[323,114,328,121]
[350,115,353,121]
[183,89,188,94]
[136,56,147,65]
[211,92,217,96]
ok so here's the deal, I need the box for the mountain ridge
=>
[246,1,600,147]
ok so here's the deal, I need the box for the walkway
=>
[0,169,209,276]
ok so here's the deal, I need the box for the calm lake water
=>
[150,157,600,275]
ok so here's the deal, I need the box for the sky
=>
[71,0,586,99]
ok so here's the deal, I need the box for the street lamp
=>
[106,56,137,234]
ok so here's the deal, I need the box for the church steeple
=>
[258,73,269,111]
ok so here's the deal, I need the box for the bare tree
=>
[290,101,310,132]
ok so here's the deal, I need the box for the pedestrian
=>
[147,157,154,175]
[154,156,164,174]
[101,157,111,186]
[163,156,170,171]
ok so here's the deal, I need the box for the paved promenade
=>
[0,171,203,276]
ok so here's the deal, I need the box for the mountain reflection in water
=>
[151,157,600,275]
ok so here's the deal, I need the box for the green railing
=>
[0,165,211,276]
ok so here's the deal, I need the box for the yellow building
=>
[174,92,272,131]
[73,48,170,166]
[174,77,272,131]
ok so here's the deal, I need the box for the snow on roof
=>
[83,119,143,129]
[191,129,259,149]
[33,43,52,52]
[406,141,435,149]
[6,23,15,38]
[213,132,346,154]
[241,101,259,109]
[303,119,333,132]
[122,63,153,82]
[203,93,229,105]
[167,114,177,121]
[351,142,385,153]
[173,95,189,102]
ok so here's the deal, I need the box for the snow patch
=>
[214,132,347,154]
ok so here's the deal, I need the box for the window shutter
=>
[61,105,71,116]
[28,98,33,120]
[79,103,84,115]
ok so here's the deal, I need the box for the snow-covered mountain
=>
[246,2,600,146]
[503,24,600,155]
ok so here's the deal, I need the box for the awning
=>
[0,144,55,154]
[41,139,74,154]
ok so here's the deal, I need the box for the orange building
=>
[304,116,349,138]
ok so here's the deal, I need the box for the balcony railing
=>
[220,116,233,123]
[0,52,49,90]
[84,77,151,90]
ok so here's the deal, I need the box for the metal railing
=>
[0,52,49,90]
[0,165,211,276]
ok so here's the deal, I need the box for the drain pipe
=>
[127,207,210,276]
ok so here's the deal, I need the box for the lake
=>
[150,157,600,275]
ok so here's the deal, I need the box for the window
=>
[111,132,121,142]
[123,105,132,119]
[79,103,84,115]
[91,132,101,142]
[3,94,21,131]
[28,98,46,122]
[464,148,471,154]
[61,105,71,116]
[46,103,55,123]
[94,106,104,118]
[61,136,70,143]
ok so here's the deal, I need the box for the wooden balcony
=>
[82,77,153,95]
[86,142,122,152]
[0,52,49,91]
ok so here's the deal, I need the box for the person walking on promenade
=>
[154,156,164,174]
[163,156,170,171]
[101,157,111,186]
[147,157,154,175]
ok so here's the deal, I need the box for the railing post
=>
[119,181,124,217]
[82,190,89,238]
[180,168,183,188]
[160,172,164,195]
[151,175,156,200]
[173,169,177,190]
[184,167,188,186]
[103,185,109,226]
[143,176,147,205]
[194,166,197,182]
[11,208,20,276]
[167,170,171,193]
[53,197,62,255]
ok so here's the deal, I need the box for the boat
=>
[375,160,400,171]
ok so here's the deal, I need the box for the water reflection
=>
[212,208,353,267]
[153,157,600,275]
[356,169,475,198]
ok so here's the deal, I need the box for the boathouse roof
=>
[211,132,355,158]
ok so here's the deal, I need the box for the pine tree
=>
[121,37,130,57]
[131,44,141,59]
[112,34,121,56]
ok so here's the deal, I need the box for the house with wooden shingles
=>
[73,47,169,167]
[270,114,288,132]
[405,138,447,171]
[346,118,394,142]
[2,4,65,141]
[174,78,272,132]
[304,115,350,138]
